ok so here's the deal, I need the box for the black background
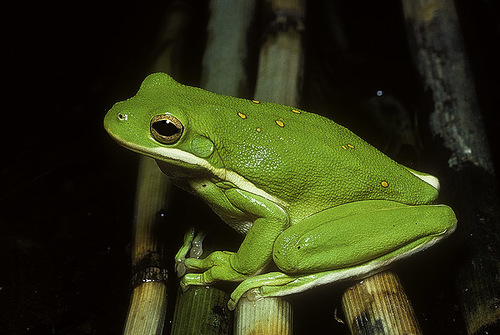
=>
[2,1,499,334]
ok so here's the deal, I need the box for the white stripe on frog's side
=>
[408,170,441,191]
[119,136,288,208]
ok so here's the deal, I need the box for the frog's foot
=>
[180,250,251,290]
[227,266,382,310]
[228,272,300,309]
[174,228,206,277]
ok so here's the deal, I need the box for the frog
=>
[104,73,457,310]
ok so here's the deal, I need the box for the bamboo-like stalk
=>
[124,281,169,335]
[342,272,422,335]
[123,157,171,335]
[201,0,256,96]
[254,0,305,105]
[402,1,500,334]
[231,1,305,334]
[171,287,232,335]
[235,298,293,334]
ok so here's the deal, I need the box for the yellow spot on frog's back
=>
[348,144,355,148]
[275,120,285,127]
[256,128,261,132]
[238,112,247,119]
[381,181,389,188]
[252,100,260,104]
[342,145,347,150]
[292,109,301,114]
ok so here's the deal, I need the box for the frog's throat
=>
[137,144,288,208]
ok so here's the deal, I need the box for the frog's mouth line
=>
[109,132,288,208]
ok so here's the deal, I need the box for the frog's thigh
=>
[273,200,455,273]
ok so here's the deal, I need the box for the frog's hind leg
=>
[272,200,456,274]
[228,200,456,309]
[229,223,444,311]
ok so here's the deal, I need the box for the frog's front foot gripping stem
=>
[174,228,205,277]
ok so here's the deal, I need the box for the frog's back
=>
[140,73,439,218]
[206,96,438,214]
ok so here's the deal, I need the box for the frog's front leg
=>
[228,200,456,307]
[180,188,289,287]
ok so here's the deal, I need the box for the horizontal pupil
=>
[153,120,179,136]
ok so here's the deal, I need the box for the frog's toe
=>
[245,288,263,302]
[175,261,187,277]
[227,298,237,311]
[179,281,190,292]
[174,228,196,264]
[229,272,290,308]
[228,286,260,309]
[181,272,207,288]
[179,274,196,291]
[189,231,206,258]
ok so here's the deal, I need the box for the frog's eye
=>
[150,114,183,144]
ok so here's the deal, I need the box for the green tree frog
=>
[104,73,457,309]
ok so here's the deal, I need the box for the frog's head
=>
[104,73,220,179]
